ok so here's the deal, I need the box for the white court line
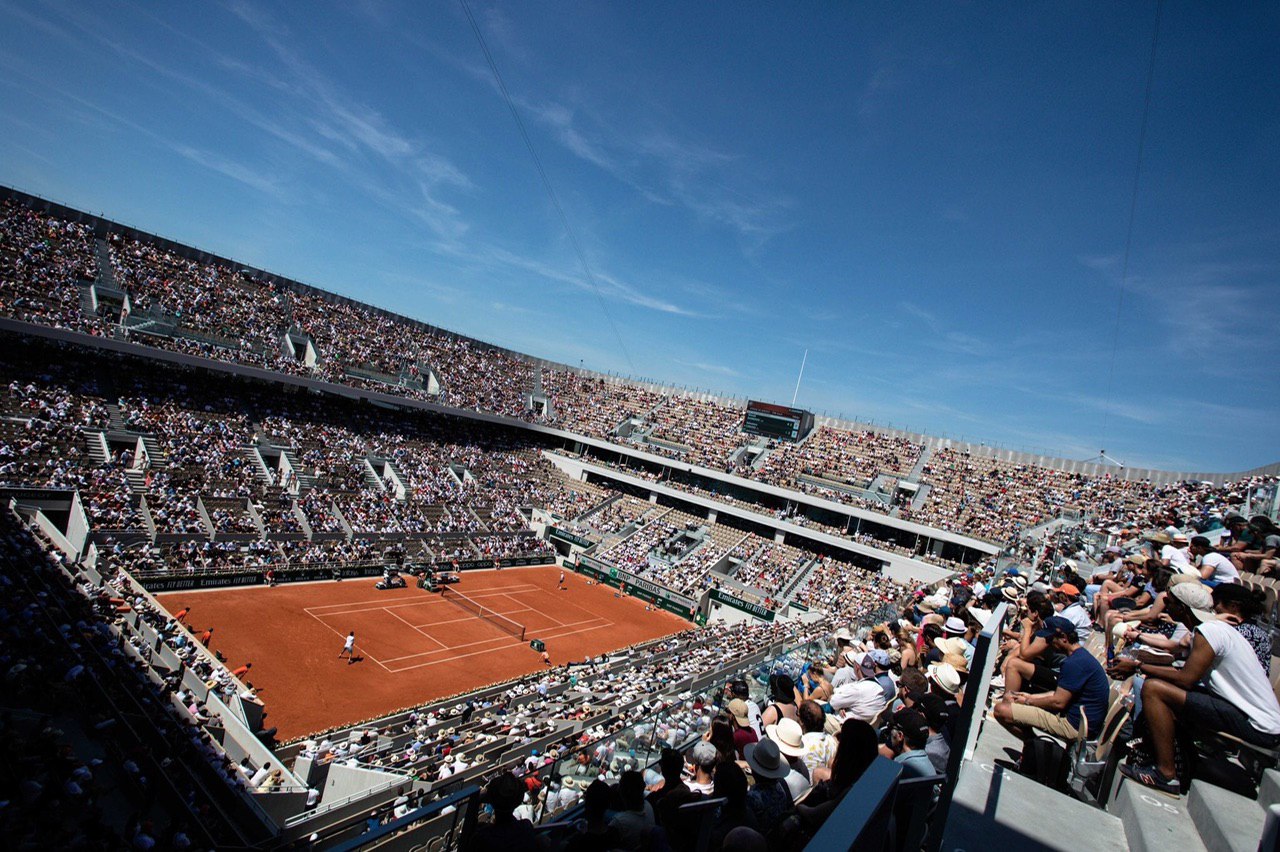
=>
[304,585,541,616]
[387,609,447,649]
[304,611,391,672]
[409,607,537,630]
[511,593,563,627]
[380,615,609,664]
[384,617,613,673]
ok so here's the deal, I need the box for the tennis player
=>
[339,631,356,661]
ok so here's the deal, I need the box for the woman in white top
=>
[1108,581,1280,794]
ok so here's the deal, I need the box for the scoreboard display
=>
[741,400,814,442]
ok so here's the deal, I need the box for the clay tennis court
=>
[155,566,690,739]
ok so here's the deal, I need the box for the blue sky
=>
[1,1,1277,472]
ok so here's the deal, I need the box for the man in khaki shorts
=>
[994,615,1109,742]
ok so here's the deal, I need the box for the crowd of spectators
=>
[0,510,280,849]
[7,200,1278,557]
[753,427,923,490]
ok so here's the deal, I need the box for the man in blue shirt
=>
[883,709,937,778]
[993,616,1109,743]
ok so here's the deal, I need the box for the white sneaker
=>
[990,675,1005,689]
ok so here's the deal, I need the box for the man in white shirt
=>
[1150,532,1196,575]
[1108,581,1280,794]
[1190,536,1239,585]
[249,762,272,788]
[1053,583,1092,644]
[829,670,890,723]
[829,650,861,690]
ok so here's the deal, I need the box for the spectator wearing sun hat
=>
[933,636,973,670]
[764,717,811,800]
[743,738,796,827]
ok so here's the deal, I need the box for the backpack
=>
[1020,735,1070,791]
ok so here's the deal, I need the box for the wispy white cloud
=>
[168,143,287,199]
[899,302,990,356]
[431,239,706,317]
[674,358,743,378]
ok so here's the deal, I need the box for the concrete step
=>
[1188,780,1266,852]
[1261,769,1280,810]
[1114,780,1207,852]
[944,750,1128,852]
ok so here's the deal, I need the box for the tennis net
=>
[439,586,527,642]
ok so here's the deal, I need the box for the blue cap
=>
[1041,616,1077,640]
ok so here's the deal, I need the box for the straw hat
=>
[765,718,806,758]
[927,662,961,695]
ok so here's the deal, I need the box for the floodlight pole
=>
[791,349,808,407]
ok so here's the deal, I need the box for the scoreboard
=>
[741,400,813,442]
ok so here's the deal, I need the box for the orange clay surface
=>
[155,566,689,740]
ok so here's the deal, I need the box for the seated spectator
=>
[806,718,878,793]
[994,616,1109,745]
[727,698,759,759]
[996,592,1062,695]
[706,718,738,765]
[764,718,811,800]
[1190,535,1239,586]
[645,747,687,812]
[797,700,836,778]
[919,693,953,773]
[1213,583,1271,675]
[883,709,937,778]
[684,741,718,794]
[743,738,795,830]
[608,770,656,851]
[1052,583,1092,644]
[654,743,711,852]
[708,761,758,851]
[1109,581,1280,793]
[564,779,622,852]
[1084,546,1126,606]
[469,772,542,852]
[760,674,800,727]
